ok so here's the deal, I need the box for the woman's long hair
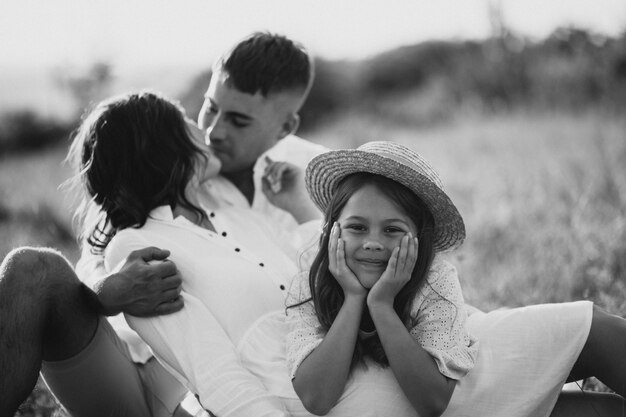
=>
[307,173,436,367]
[67,91,207,252]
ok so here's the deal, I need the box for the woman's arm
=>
[367,235,455,417]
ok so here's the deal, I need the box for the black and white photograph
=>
[1,1,625,416]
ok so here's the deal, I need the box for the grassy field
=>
[3,108,625,415]
[313,109,626,312]
[0,144,79,263]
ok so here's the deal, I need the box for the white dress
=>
[106,206,296,417]
[445,300,592,416]
[284,257,593,417]
[283,257,477,417]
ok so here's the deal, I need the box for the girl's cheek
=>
[346,235,360,247]
[385,237,401,251]
[341,238,358,257]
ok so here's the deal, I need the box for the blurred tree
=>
[0,111,71,155]
[479,0,530,109]
[299,58,360,132]
[360,41,460,96]
[54,62,114,118]
[178,69,212,122]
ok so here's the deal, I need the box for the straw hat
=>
[305,141,465,252]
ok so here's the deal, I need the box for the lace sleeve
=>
[285,271,325,379]
[409,258,479,380]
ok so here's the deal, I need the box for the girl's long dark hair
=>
[67,91,207,252]
[307,173,436,367]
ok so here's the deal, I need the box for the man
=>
[198,31,327,247]
[0,32,326,417]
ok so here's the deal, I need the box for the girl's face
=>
[337,184,418,289]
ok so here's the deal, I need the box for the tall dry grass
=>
[313,109,626,314]
[0,145,79,263]
[4,109,625,415]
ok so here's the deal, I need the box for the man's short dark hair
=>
[215,32,314,97]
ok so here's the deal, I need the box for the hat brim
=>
[305,149,465,252]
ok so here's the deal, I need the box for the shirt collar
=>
[149,205,206,229]
[148,205,175,221]
[258,135,296,164]
[253,135,298,177]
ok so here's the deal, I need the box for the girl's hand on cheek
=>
[368,233,418,308]
[328,222,367,299]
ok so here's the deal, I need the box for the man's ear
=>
[278,113,300,140]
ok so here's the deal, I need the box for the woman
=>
[70,90,308,416]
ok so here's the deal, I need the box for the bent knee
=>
[1,246,77,290]
[591,305,626,333]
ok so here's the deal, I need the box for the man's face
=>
[197,70,295,173]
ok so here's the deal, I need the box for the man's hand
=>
[261,157,303,201]
[262,157,321,224]
[94,247,184,317]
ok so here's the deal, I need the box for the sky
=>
[1,0,625,117]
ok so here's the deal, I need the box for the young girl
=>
[284,141,626,417]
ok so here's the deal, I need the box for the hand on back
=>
[96,247,184,317]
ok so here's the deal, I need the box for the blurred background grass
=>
[3,25,626,416]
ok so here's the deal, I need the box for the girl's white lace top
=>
[285,256,479,380]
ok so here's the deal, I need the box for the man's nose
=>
[207,116,226,143]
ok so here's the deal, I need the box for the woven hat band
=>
[372,150,444,190]
[359,142,445,189]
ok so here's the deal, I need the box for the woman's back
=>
[105,205,294,343]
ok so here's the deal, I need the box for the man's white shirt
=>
[204,134,327,257]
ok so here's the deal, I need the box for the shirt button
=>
[280,285,285,290]
[235,248,240,252]
[259,263,264,267]
[222,232,227,237]
[210,212,215,218]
